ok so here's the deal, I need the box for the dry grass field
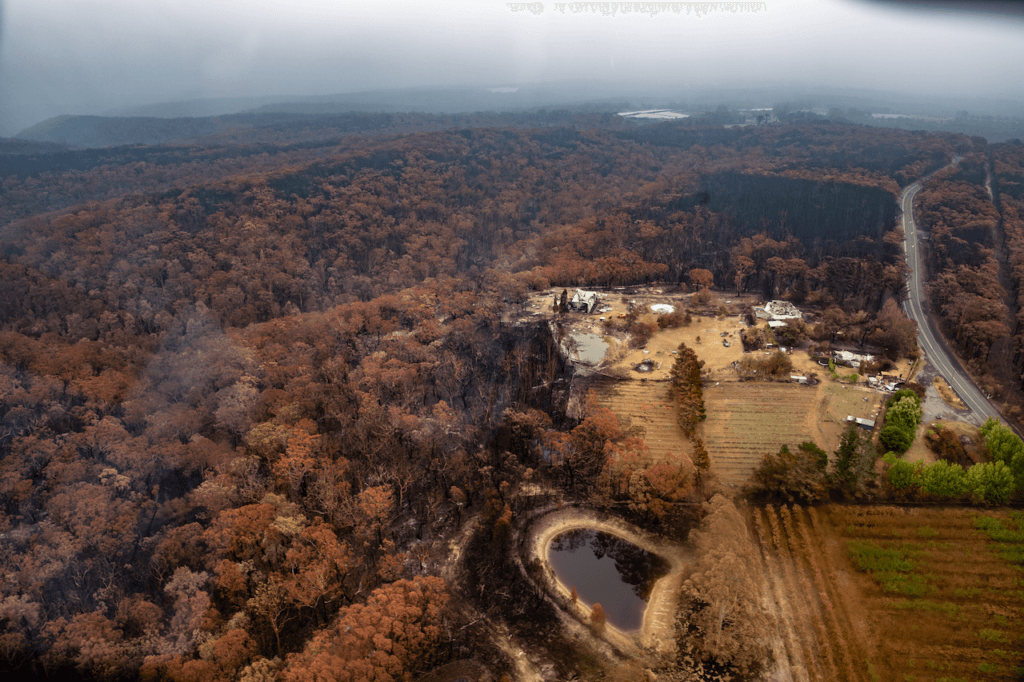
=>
[752,504,1024,682]
[591,377,692,463]
[814,383,885,453]
[700,382,818,487]
[605,313,747,382]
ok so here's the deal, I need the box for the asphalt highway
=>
[900,162,1001,424]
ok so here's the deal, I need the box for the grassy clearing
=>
[815,383,884,454]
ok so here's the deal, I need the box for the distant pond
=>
[547,528,670,631]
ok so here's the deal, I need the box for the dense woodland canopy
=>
[0,113,1006,679]
[991,143,1024,394]
[915,141,1024,416]
[918,155,1008,382]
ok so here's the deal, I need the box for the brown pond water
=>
[547,528,670,631]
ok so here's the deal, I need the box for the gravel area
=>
[916,356,978,425]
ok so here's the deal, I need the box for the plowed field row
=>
[753,504,1024,681]
[702,382,816,486]
[592,378,691,462]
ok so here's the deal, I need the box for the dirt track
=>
[526,508,692,658]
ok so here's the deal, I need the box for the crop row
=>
[772,505,1024,680]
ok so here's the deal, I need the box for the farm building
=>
[846,415,876,429]
[568,289,599,314]
[753,300,803,322]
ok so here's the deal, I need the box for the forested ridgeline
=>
[2,124,966,334]
[617,120,956,184]
[917,154,1010,386]
[992,142,1024,397]
[2,118,963,229]
[10,110,616,151]
[0,121,984,678]
[0,110,613,226]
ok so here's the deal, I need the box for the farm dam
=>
[477,286,898,678]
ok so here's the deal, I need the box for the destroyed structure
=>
[568,289,599,314]
[753,300,803,322]
[833,350,874,368]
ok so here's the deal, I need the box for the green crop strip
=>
[973,514,1024,566]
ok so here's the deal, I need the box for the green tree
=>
[670,343,705,437]
[979,418,1024,491]
[919,460,966,498]
[884,454,919,491]
[879,424,915,454]
[831,426,876,496]
[886,388,920,409]
[886,396,923,430]
[965,461,1016,505]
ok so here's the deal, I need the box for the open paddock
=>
[591,378,691,463]
[701,382,817,487]
[814,383,885,454]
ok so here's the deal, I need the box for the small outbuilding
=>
[846,415,876,429]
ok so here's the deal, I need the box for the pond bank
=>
[526,508,692,657]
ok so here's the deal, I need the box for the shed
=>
[846,415,876,429]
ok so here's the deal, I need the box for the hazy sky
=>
[1,0,1022,135]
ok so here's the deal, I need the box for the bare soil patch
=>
[606,313,748,382]
[903,419,983,464]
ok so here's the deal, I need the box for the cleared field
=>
[751,504,874,682]
[606,313,747,382]
[591,378,691,463]
[702,382,817,487]
[815,383,884,454]
[752,504,1024,682]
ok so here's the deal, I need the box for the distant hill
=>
[12,82,649,148]
[0,137,70,155]
[12,106,620,150]
[99,95,302,119]
[246,84,618,116]
[14,114,266,148]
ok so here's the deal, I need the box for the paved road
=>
[900,163,1001,425]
